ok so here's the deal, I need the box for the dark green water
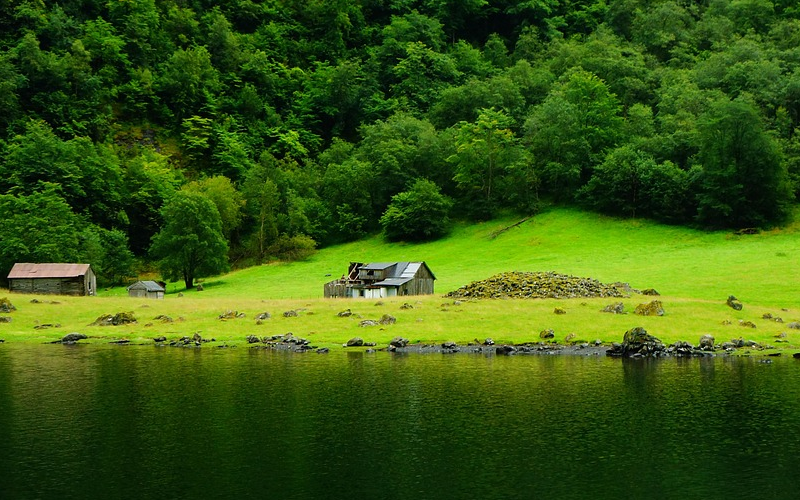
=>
[1,345,799,500]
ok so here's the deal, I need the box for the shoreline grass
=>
[2,208,800,354]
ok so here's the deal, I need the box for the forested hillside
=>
[1,0,799,286]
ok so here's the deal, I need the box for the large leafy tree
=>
[580,145,691,222]
[0,184,82,280]
[449,108,531,218]
[149,191,229,289]
[525,69,623,199]
[379,178,453,242]
[696,97,792,228]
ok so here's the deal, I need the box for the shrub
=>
[380,179,453,242]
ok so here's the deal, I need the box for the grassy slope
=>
[162,207,800,306]
[4,208,800,350]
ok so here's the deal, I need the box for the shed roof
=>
[127,280,165,292]
[359,261,436,282]
[361,262,397,271]
[8,263,92,279]
[373,277,413,287]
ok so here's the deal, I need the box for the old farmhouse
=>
[127,280,166,299]
[7,263,97,296]
[324,262,436,298]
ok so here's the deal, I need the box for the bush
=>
[380,179,453,242]
[268,234,317,261]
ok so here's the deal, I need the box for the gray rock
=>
[0,298,16,313]
[601,302,625,314]
[727,295,743,311]
[390,337,409,348]
[606,327,665,357]
[496,345,516,355]
[346,337,364,347]
[379,314,396,325]
[699,334,715,348]
[634,300,665,316]
[61,332,87,343]
[359,320,378,327]
[539,329,555,339]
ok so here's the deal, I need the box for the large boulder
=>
[539,329,555,339]
[727,295,743,311]
[699,334,715,349]
[607,327,665,357]
[346,337,364,347]
[634,300,665,316]
[390,337,409,348]
[61,332,87,343]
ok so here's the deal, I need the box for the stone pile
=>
[445,271,626,299]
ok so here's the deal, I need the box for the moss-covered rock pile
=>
[445,271,626,300]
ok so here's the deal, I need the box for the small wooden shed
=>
[7,263,97,296]
[127,280,165,299]
[324,262,436,298]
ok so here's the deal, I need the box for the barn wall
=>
[10,277,87,296]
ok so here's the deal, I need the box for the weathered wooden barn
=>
[324,262,436,298]
[7,263,97,296]
[127,280,165,299]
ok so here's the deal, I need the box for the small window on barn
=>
[367,270,374,276]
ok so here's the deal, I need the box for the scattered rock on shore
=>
[61,332,87,343]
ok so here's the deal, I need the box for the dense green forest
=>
[1,0,800,286]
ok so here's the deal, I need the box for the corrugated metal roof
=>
[373,277,413,287]
[361,263,396,270]
[357,261,435,280]
[7,263,91,279]
[127,280,165,292]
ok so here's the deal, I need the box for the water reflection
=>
[1,345,799,499]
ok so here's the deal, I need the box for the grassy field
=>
[3,207,800,352]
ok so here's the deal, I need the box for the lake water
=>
[1,345,799,499]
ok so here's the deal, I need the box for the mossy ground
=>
[3,208,800,352]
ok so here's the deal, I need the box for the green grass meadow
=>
[3,208,800,351]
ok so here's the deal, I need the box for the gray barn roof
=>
[361,261,435,283]
[8,263,92,279]
[127,280,165,292]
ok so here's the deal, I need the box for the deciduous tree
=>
[149,191,229,289]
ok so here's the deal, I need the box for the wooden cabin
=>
[7,263,97,296]
[324,262,436,298]
[127,280,165,299]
